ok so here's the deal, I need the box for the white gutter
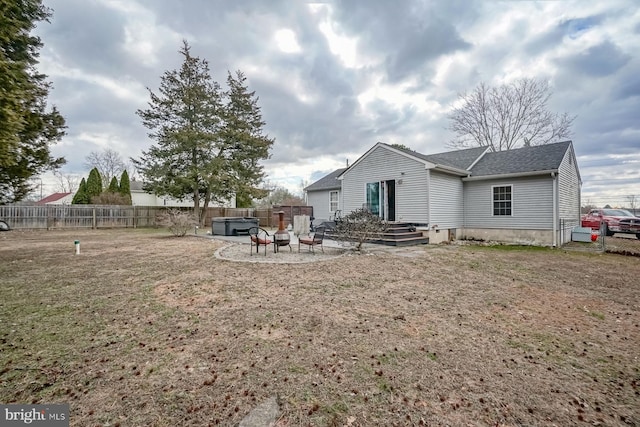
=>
[431,164,470,176]
[426,169,431,225]
[552,172,558,247]
[462,169,558,181]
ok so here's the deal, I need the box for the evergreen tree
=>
[0,0,66,203]
[118,170,132,205]
[134,41,223,222]
[221,70,274,204]
[235,191,253,208]
[72,177,88,204]
[86,167,102,202]
[134,41,273,223]
[108,176,119,193]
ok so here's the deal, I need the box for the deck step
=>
[380,223,427,246]
[380,231,424,239]
[326,222,429,247]
[375,237,429,246]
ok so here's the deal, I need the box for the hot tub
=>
[212,217,259,236]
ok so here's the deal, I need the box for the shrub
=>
[108,176,119,193]
[72,178,89,204]
[86,168,103,200]
[118,170,132,205]
[156,209,197,237]
[91,192,131,205]
[331,208,388,251]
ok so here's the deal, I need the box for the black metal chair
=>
[298,227,325,253]
[249,227,272,256]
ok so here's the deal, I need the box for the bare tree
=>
[52,170,80,193]
[85,148,127,189]
[255,185,305,208]
[626,195,638,215]
[448,78,575,152]
[581,198,597,215]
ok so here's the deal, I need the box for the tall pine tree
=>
[0,0,66,203]
[134,41,274,223]
[118,170,131,205]
[72,177,88,204]
[86,167,102,202]
[134,41,223,222]
[108,176,119,193]
[221,70,274,206]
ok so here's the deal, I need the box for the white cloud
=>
[274,29,302,54]
[40,56,147,103]
[28,0,640,208]
[99,0,185,67]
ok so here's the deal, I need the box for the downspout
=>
[426,169,431,226]
[552,172,558,247]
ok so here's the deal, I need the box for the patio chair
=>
[298,227,325,253]
[249,227,272,256]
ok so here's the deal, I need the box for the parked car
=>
[0,219,10,231]
[581,209,640,239]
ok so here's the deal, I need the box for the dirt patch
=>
[0,229,638,426]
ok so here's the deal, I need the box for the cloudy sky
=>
[34,0,639,207]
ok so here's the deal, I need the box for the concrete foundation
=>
[425,227,452,244]
[457,228,554,246]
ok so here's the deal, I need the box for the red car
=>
[581,209,640,239]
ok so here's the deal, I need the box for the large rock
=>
[238,396,280,427]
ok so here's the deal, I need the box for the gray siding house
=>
[305,141,581,246]
[304,168,346,224]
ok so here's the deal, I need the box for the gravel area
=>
[214,241,349,263]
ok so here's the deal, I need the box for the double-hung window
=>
[492,185,512,216]
[329,191,339,213]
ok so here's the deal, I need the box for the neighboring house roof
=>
[129,180,144,191]
[468,140,572,177]
[36,192,72,205]
[305,168,347,192]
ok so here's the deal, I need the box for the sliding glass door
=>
[366,180,395,220]
[366,182,380,216]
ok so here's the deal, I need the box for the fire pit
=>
[273,211,291,252]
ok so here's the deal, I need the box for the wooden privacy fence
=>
[271,205,314,228]
[0,205,303,230]
[0,205,164,230]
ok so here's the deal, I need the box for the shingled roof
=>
[387,144,488,171]
[36,192,72,205]
[306,141,574,191]
[468,141,572,177]
[305,168,346,192]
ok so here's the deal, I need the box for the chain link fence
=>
[563,220,640,256]
[603,233,640,256]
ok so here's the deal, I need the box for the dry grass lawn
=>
[0,229,638,426]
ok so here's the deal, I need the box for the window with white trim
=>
[492,185,512,216]
[329,191,339,212]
